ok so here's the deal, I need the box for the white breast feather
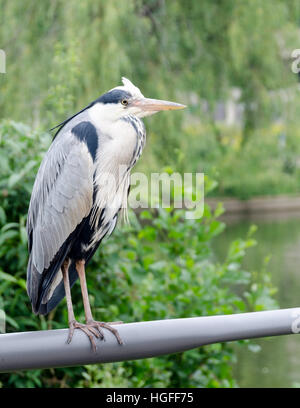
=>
[87,114,138,249]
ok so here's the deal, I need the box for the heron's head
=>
[91,77,186,121]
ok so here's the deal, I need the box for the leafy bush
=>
[0,120,277,388]
[177,120,300,199]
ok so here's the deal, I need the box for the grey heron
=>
[26,77,185,351]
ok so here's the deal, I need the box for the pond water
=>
[213,211,300,388]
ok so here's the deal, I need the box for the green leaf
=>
[0,207,6,225]
[0,270,18,283]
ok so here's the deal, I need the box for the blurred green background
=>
[1,0,300,388]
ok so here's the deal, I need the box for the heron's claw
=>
[66,320,123,352]
[87,320,124,346]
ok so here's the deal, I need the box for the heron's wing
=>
[26,128,94,308]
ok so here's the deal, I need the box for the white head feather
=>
[89,77,149,123]
[112,77,144,99]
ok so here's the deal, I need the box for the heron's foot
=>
[67,319,123,352]
[87,320,124,347]
[67,320,103,352]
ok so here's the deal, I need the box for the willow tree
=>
[0,0,299,161]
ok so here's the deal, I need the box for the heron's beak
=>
[132,98,186,112]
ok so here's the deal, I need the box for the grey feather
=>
[27,129,94,274]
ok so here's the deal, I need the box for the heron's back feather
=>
[27,127,94,313]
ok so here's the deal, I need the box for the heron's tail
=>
[26,255,42,314]
[26,245,76,315]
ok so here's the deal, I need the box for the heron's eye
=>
[121,99,128,106]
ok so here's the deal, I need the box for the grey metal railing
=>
[1,307,300,372]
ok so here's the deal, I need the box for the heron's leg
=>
[76,260,93,322]
[62,259,101,350]
[76,259,123,347]
[62,259,76,342]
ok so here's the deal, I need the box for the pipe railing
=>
[1,307,300,372]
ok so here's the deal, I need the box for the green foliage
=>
[0,121,277,388]
[180,117,300,199]
[1,0,300,191]
[45,41,81,125]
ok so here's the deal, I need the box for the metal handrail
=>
[1,307,300,372]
